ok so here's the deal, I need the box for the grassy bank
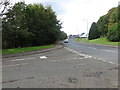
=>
[2,45,55,54]
[76,37,120,46]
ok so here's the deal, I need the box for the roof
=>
[80,33,88,38]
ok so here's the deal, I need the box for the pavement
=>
[2,40,118,88]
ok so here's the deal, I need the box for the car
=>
[64,39,69,43]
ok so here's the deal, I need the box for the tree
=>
[2,2,31,48]
[0,0,11,17]
[97,15,109,36]
[25,4,63,46]
[106,7,119,41]
[88,22,100,40]
[107,23,119,42]
[2,2,64,49]
[97,6,119,42]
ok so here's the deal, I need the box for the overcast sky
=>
[13,0,119,35]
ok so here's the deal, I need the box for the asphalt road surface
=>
[2,39,118,88]
[63,38,118,65]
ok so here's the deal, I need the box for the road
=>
[63,38,118,65]
[2,39,118,88]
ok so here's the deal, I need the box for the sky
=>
[12,0,119,35]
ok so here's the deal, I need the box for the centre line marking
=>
[48,58,86,62]
[88,47,97,49]
[11,58,25,61]
[101,49,116,52]
[64,47,118,66]
[2,63,28,68]
[11,57,36,62]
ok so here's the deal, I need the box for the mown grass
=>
[76,37,120,46]
[2,45,55,54]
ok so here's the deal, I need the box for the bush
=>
[107,23,120,42]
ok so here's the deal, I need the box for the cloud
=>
[24,0,73,15]
[13,0,119,35]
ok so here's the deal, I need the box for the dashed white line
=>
[10,57,36,62]
[48,58,86,62]
[64,47,118,66]
[73,58,77,59]
[88,47,97,49]
[11,58,25,61]
[26,57,36,60]
[48,59,70,62]
[2,64,20,68]
[108,61,115,64]
[2,63,28,68]
[100,49,116,52]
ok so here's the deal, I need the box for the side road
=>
[2,45,63,58]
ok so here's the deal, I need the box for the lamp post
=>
[83,19,88,34]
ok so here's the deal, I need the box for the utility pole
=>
[83,19,88,33]
[86,19,88,34]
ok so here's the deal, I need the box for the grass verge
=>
[2,45,55,54]
[76,37,120,46]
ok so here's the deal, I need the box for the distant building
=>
[79,33,88,38]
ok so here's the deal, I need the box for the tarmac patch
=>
[67,76,78,83]
[83,71,102,78]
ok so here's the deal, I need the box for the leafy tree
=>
[25,4,62,46]
[88,22,100,40]
[59,31,67,40]
[107,23,119,41]
[106,7,119,41]
[0,0,12,18]
[2,2,31,48]
[2,2,64,49]
[97,15,109,36]
[97,6,120,42]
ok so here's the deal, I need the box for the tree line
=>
[88,5,120,42]
[2,2,67,49]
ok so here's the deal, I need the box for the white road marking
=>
[88,56,92,58]
[2,64,20,68]
[100,49,117,52]
[2,63,28,68]
[48,58,86,62]
[48,59,70,62]
[40,56,47,59]
[73,58,77,59]
[78,45,116,53]
[26,57,36,60]
[108,61,115,64]
[97,58,102,61]
[10,57,36,62]
[88,47,116,53]
[101,60,106,62]
[88,47,97,49]
[64,47,118,66]
[11,58,25,61]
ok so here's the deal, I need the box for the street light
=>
[83,19,88,34]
